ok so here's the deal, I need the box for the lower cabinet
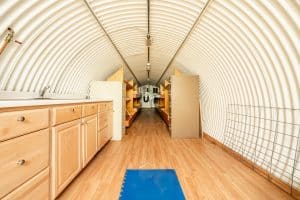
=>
[97,109,113,150]
[0,129,49,199]
[51,120,82,198]
[82,115,98,167]
[108,111,113,139]
[2,168,49,200]
[98,127,107,150]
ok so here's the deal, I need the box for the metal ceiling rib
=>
[84,0,140,85]
[156,0,211,84]
[87,0,206,84]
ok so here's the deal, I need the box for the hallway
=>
[59,109,292,200]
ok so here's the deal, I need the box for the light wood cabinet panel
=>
[108,102,113,111]
[107,111,113,139]
[2,168,49,200]
[98,113,108,131]
[82,115,97,167]
[97,110,113,150]
[0,108,49,141]
[51,120,81,198]
[98,127,108,149]
[98,103,106,113]
[98,102,112,113]
[51,105,81,126]
[97,131,102,150]
[82,104,97,117]
[0,129,49,198]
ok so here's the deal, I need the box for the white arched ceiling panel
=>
[150,0,206,84]
[87,0,147,84]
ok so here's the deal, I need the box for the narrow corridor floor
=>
[59,109,292,200]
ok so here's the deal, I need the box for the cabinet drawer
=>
[0,108,49,141]
[0,129,49,198]
[97,131,102,150]
[82,104,97,117]
[98,127,108,150]
[52,105,82,125]
[98,103,106,113]
[98,113,108,131]
[107,102,113,111]
[2,168,49,200]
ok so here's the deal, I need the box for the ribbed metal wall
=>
[171,0,300,189]
[0,0,299,190]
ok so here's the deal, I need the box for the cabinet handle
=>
[17,116,25,122]
[71,108,75,112]
[16,159,26,165]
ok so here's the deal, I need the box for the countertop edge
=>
[0,99,113,109]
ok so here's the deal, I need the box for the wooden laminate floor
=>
[59,109,293,200]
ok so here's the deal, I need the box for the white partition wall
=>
[89,81,125,141]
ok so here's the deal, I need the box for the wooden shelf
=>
[133,95,141,99]
[125,108,140,127]
[125,79,141,128]
[164,80,171,89]
[124,80,134,90]
[156,107,170,127]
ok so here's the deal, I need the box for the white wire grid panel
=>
[224,104,300,189]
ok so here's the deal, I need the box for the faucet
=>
[40,86,50,98]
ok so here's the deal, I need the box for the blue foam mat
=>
[120,169,185,200]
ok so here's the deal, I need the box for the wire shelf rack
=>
[224,104,300,190]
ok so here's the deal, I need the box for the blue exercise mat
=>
[120,169,185,200]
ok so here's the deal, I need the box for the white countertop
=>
[0,98,113,109]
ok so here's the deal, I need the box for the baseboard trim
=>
[203,132,299,199]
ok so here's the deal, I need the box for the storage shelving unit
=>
[105,67,141,129]
[124,80,141,127]
[156,80,171,127]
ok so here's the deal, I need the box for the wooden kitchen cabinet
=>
[51,120,82,198]
[97,102,113,150]
[82,114,98,167]
[0,100,113,200]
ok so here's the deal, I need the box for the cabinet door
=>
[82,115,97,167]
[51,120,82,198]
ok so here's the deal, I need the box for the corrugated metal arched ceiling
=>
[0,0,299,98]
[0,0,209,97]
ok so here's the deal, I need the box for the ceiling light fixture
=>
[145,34,151,47]
[146,62,151,71]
